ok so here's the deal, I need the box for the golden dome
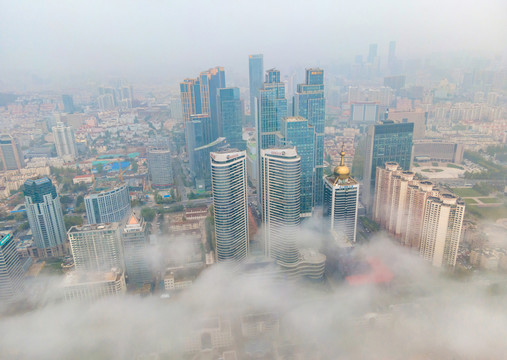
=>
[333,144,350,180]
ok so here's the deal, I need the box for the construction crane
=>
[117,157,129,182]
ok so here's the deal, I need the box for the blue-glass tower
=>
[294,69,325,206]
[363,121,414,211]
[257,69,287,152]
[248,54,263,124]
[180,67,225,163]
[277,117,315,217]
[218,87,245,151]
[257,69,287,203]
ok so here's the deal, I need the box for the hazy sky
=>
[1,0,506,86]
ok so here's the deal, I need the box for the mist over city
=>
[1,1,507,359]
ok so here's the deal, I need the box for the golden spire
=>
[333,143,350,182]
[340,143,346,166]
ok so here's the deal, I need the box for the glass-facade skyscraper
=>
[257,69,287,201]
[217,87,245,151]
[277,117,315,217]
[180,67,226,189]
[193,137,227,191]
[294,69,325,206]
[24,177,66,257]
[258,69,287,151]
[122,212,152,287]
[249,54,264,123]
[0,134,24,171]
[62,94,75,114]
[363,121,414,211]
[181,67,225,139]
[0,232,25,303]
[211,149,249,263]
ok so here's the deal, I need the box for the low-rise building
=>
[62,268,126,302]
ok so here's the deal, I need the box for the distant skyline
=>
[1,0,506,90]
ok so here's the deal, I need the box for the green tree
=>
[96,163,104,174]
[64,215,83,230]
[131,159,138,172]
[18,221,30,231]
[60,195,73,204]
[141,207,156,222]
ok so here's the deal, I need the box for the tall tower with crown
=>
[323,144,360,243]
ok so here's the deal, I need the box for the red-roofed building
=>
[345,257,394,286]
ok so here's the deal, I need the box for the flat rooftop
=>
[63,269,123,285]
[68,222,118,233]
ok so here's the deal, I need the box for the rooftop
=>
[68,223,118,233]
[0,233,11,247]
[63,269,123,286]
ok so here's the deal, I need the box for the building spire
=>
[340,143,346,167]
[333,143,351,184]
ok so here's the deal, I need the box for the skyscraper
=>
[0,232,25,304]
[363,121,413,211]
[0,134,24,171]
[68,223,124,272]
[192,136,227,192]
[420,194,465,267]
[24,178,66,257]
[257,69,287,200]
[277,117,315,217]
[84,182,131,224]
[260,147,301,266]
[180,67,225,148]
[248,54,263,122]
[62,94,75,114]
[323,145,359,243]
[121,212,152,286]
[147,146,173,188]
[210,149,249,263]
[257,69,288,154]
[180,78,202,123]
[294,69,325,206]
[217,87,246,151]
[368,43,378,64]
[388,41,396,73]
[52,122,77,159]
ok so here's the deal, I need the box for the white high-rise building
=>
[24,177,66,257]
[260,147,301,266]
[52,122,77,159]
[323,145,359,243]
[62,268,126,302]
[68,223,124,272]
[147,147,173,188]
[84,182,131,224]
[420,194,465,267]
[210,149,249,263]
